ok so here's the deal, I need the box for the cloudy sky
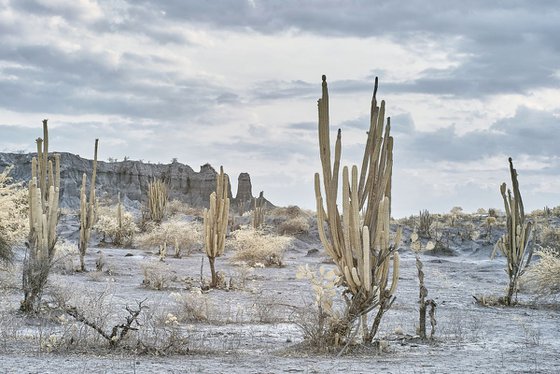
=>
[1,0,560,217]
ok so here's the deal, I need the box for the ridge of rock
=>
[0,152,269,210]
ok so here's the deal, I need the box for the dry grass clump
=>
[521,248,560,297]
[94,205,137,247]
[136,219,203,258]
[230,228,292,267]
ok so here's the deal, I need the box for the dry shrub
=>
[167,199,204,217]
[293,265,343,350]
[278,216,310,235]
[136,219,203,257]
[269,205,311,236]
[94,205,137,247]
[536,226,560,253]
[51,240,80,274]
[521,248,560,297]
[230,228,292,267]
[169,289,212,322]
[141,261,176,290]
[269,205,304,219]
[47,283,185,354]
[47,282,119,350]
[0,167,28,264]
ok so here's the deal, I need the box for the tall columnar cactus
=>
[314,75,401,343]
[203,166,230,288]
[21,120,60,312]
[78,139,99,271]
[147,180,168,223]
[252,191,266,229]
[492,157,533,305]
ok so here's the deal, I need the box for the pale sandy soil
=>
[1,217,559,374]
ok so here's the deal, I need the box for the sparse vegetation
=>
[1,93,560,371]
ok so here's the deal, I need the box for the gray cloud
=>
[286,122,315,131]
[2,0,560,215]
[397,106,560,162]
[0,42,237,121]
[126,1,560,98]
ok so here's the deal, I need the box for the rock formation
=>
[0,152,267,210]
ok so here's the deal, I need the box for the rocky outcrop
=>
[0,152,268,210]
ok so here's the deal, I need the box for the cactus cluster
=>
[314,75,401,342]
[203,166,230,288]
[21,120,60,312]
[78,139,99,271]
[147,180,168,223]
[492,157,534,305]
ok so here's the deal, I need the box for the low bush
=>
[167,199,204,217]
[230,228,292,267]
[278,216,310,236]
[294,265,342,350]
[51,240,80,274]
[536,226,560,253]
[94,205,137,247]
[0,167,28,264]
[521,248,560,297]
[169,289,212,322]
[136,219,203,258]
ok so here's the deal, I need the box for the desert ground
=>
[1,208,559,374]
